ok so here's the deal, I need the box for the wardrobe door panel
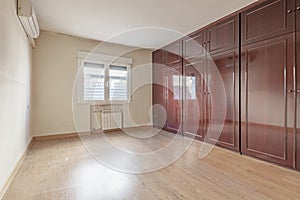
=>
[207,16,238,54]
[296,31,300,170]
[165,62,183,133]
[185,30,206,59]
[297,0,300,31]
[162,40,183,133]
[183,58,207,140]
[152,50,167,129]
[241,34,294,167]
[183,31,208,139]
[165,41,182,65]
[241,0,295,45]
[206,50,239,151]
[297,95,300,169]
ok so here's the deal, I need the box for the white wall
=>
[32,31,152,136]
[0,0,32,193]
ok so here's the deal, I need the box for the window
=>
[109,65,128,101]
[78,52,132,104]
[83,62,105,101]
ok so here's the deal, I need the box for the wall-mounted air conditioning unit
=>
[17,0,40,47]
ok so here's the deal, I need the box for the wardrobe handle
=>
[287,9,293,13]
[297,7,300,11]
[288,89,300,93]
[203,92,211,95]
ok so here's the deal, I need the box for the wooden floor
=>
[3,127,300,200]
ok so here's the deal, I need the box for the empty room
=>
[1,0,300,199]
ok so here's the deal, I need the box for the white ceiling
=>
[30,0,257,49]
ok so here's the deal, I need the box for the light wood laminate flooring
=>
[3,128,300,200]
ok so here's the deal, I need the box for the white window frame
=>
[77,51,132,105]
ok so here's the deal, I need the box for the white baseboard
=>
[0,138,34,199]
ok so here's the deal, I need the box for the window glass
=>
[109,65,128,101]
[83,62,105,101]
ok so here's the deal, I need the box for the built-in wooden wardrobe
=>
[241,0,295,167]
[181,15,240,151]
[152,42,183,133]
[152,0,300,170]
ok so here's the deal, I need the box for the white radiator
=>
[101,109,123,131]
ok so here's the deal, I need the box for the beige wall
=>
[32,31,152,136]
[0,0,32,194]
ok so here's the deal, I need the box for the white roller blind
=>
[109,65,128,101]
[83,62,105,101]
